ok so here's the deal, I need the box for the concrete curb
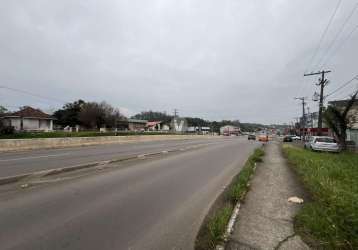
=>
[0,173,32,185]
[0,135,216,152]
[216,202,241,250]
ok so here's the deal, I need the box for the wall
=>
[347,129,358,146]
[23,119,39,130]
[0,134,214,152]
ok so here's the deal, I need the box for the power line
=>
[0,85,67,104]
[326,75,358,98]
[321,24,358,68]
[305,0,342,73]
[315,2,358,69]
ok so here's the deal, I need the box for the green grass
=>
[196,148,265,250]
[283,144,358,249]
[0,131,175,139]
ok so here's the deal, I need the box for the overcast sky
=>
[0,0,357,124]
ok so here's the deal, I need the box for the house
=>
[127,119,148,131]
[0,106,54,131]
[328,99,358,129]
[328,99,358,145]
[147,121,162,131]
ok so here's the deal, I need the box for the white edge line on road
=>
[216,202,241,250]
[0,153,71,162]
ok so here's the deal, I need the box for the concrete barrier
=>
[0,135,215,152]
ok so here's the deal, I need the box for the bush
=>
[0,125,15,135]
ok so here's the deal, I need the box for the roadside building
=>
[0,106,54,131]
[220,125,240,136]
[302,111,329,136]
[187,126,211,134]
[147,121,162,131]
[127,119,147,131]
[328,99,358,145]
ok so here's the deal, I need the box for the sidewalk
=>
[226,141,310,250]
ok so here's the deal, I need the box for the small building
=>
[328,99,358,146]
[147,121,162,131]
[127,119,147,131]
[187,126,211,134]
[220,125,240,136]
[0,106,54,131]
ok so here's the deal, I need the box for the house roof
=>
[329,99,358,107]
[147,121,162,127]
[127,119,148,124]
[1,106,54,119]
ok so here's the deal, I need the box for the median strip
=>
[195,147,265,250]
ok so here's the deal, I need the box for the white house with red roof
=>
[0,106,54,131]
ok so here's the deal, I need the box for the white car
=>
[291,135,301,140]
[304,136,340,152]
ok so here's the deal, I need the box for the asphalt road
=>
[0,137,259,250]
[0,137,225,178]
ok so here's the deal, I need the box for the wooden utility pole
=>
[295,97,307,139]
[304,70,331,136]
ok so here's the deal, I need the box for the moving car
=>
[304,136,340,152]
[248,134,256,140]
[283,135,293,142]
[258,134,269,142]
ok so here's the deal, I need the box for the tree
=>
[324,91,358,150]
[53,100,86,127]
[131,111,172,123]
[0,105,7,114]
[79,101,125,129]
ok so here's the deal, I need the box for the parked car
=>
[291,135,301,140]
[304,136,340,152]
[283,135,293,142]
[258,134,269,142]
[248,134,256,140]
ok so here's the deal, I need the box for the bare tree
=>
[324,90,358,150]
[79,101,125,129]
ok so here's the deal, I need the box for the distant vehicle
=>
[283,136,293,142]
[258,134,268,142]
[248,134,256,140]
[291,135,301,140]
[304,136,340,152]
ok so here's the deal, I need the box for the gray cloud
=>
[1,0,357,123]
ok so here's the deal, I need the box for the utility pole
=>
[304,70,331,136]
[173,109,178,118]
[295,97,306,140]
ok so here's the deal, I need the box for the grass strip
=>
[195,147,265,250]
[282,144,358,249]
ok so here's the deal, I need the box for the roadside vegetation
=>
[195,148,265,250]
[283,144,358,249]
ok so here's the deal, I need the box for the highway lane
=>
[0,137,259,250]
[0,137,225,178]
